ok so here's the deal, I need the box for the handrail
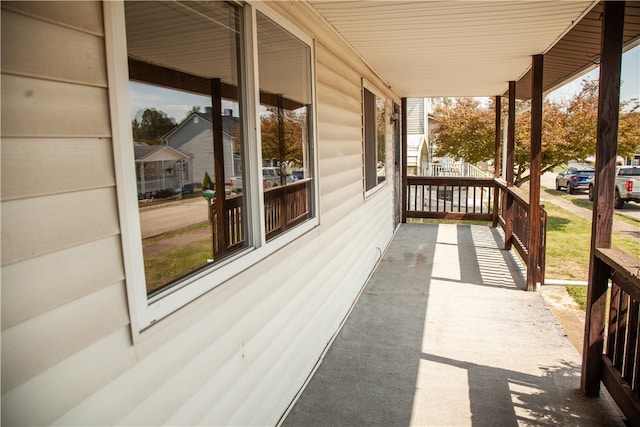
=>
[405,176,546,287]
[209,179,312,254]
[588,247,640,424]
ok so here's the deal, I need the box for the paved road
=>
[538,172,640,239]
[139,198,210,239]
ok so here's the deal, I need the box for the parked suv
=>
[555,167,595,194]
[588,165,640,209]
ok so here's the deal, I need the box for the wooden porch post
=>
[401,97,408,223]
[581,1,625,397]
[504,81,516,249]
[211,78,229,256]
[494,96,502,178]
[492,96,501,227]
[527,55,543,292]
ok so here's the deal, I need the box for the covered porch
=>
[282,223,624,426]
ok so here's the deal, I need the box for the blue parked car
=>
[555,167,595,194]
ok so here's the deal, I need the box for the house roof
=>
[134,143,193,162]
[161,112,239,142]
[306,1,640,99]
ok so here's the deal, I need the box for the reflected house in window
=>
[134,142,193,198]
[162,108,241,188]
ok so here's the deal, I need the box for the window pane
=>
[376,96,386,184]
[257,12,314,241]
[364,87,386,191]
[125,1,247,297]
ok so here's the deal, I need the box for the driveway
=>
[542,171,640,223]
[139,197,210,239]
[540,172,640,238]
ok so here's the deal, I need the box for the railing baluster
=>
[624,299,639,385]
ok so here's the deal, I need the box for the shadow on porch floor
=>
[282,223,625,426]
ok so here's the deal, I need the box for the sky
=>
[547,45,639,103]
[130,46,639,122]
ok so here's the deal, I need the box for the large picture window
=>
[116,1,317,320]
[257,12,314,241]
[125,1,247,297]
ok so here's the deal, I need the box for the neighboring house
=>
[133,142,193,197]
[2,1,637,426]
[405,97,437,175]
[162,109,240,186]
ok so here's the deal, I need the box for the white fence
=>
[421,161,491,178]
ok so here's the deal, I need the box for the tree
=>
[433,98,496,165]
[564,80,639,159]
[131,108,177,145]
[432,79,640,186]
[260,107,304,166]
[179,105,202,124]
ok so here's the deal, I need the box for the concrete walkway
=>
[282,223,625,426]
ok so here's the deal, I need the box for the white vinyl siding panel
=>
[1,3,129,424]
[1,282,130,393]
[2,327,137,427]
[1,1,104,36]
[1,75,111,138]
[2,188,120,265]
[1,138,116,201]
[315,45,365,222]
[1,9,107,86]
[1,235,125,329]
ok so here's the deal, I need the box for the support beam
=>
[527,55,543,292]
[401,97,408,223]
[211,78,229,256]
[493,96,501,227]
[506,82,516,186]
[582,0,625,397]
[503,81,516,250]
[494,96,502,178]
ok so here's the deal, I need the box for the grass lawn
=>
[142,221,213,294]
[544,199,639,309]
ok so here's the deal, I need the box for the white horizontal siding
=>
[2,1,105,36]
[2,282,130,393]
[3,327,137,427]
[1,138,116,201]
[1,9,107,86]
[2,187,120,265]
[1,235,125,329]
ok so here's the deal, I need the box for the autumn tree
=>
[564,79,640,158]
[432,79,640,186]
[131,108,177,145]
[260,107,304,167]
[433,97,496,164]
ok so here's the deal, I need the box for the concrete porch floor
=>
[282,223,626,426]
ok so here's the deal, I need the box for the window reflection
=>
[125,1,247,296]
[257,12,314,240]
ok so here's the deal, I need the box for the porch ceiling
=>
[306,1,640,99]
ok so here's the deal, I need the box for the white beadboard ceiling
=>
[306,1,639,98]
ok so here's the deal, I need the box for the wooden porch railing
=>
[264,179,311,241]
[495,179,547,288]
[405,176,546,286]
[585,248,640,424]
[209,179,311,255]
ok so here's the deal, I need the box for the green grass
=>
[566,286,587,310]
[142,221,213,294]
[144,238,213,294]
[544,202,593,281]
[544,200,640,280]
